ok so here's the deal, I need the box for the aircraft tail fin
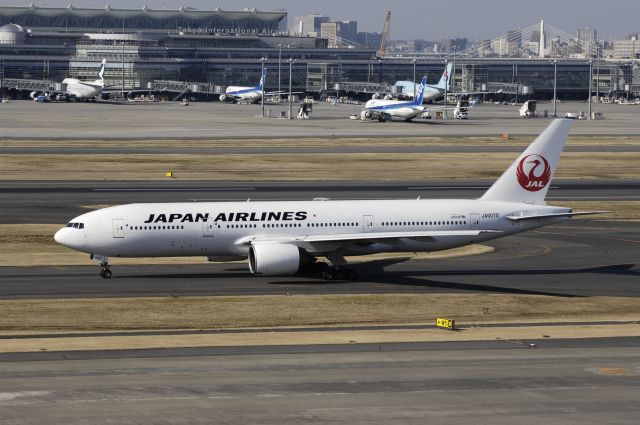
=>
[436,62,452,90]
[259,67,267,91]
[98,59,106,81]
[412,76,427,105]
[480,119,573,205]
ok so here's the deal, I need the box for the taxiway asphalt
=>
[1,338,639,424]
[1,219,637,299]
[1,179,638,224]
[2,100,640,139]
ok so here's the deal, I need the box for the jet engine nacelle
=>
[361,110,372,120]
[248,243,300,276]
[219,94,227,102]
[372,93,380,100]
[30,91,41,100]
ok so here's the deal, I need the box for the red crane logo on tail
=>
[516,154,551,191]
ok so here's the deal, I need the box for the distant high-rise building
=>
[613,38,640,59]
[356,31,382,49]
[438,37,468,53]
[320,20,358,47]
[576,27,597,56]
[290,14,330,37]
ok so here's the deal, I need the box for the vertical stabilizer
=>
[98,59,106,81]
[259,67,267,91]
[480,119,572,204]
[436,62,452,90]
[412,76,427,105]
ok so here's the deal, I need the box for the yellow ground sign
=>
[436,318,455,330]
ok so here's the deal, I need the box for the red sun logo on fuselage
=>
[516,154,551,191]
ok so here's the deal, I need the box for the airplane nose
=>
[54,228,67,245]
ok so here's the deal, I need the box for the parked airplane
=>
[219,68,274,103]
[55,119,604,280]
[31,59,107,101]
[362,76,427,121]
[394,62,500,103]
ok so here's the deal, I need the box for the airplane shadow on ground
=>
[127,260,637,298]
[268,261,639,298]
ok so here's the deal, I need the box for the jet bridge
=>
[0,78,57,92]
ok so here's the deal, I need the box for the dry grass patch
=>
[1,152,638,180]
[1,294,639,333]
[2,136,640,148]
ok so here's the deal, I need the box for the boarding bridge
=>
[482,82,533,96]
[336,81,392,94]
[1,78,57,92]
[150,80,221,94]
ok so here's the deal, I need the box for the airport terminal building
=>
[0,5,636,100]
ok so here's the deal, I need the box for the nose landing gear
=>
[91,254,112,279]
[99,263,112,279]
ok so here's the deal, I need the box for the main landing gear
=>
[321,268,359,281]
[91,254,112,279]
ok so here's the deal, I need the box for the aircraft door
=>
[112,219,125,238]
[469,213,480,230]
[203,217,215,237]
[363,215,374,233]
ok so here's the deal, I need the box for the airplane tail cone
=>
[480,119,573,205]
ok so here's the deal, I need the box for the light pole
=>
[596,43,600,102]
[552,59,558,117]
[121,41,125,99]
[277,44,282,94]
[444,59,448,118]
[452,44,456,93]
[288,58,296,119]
[259,57,267,117]
[588,60,593,119]
[411,58,417,99]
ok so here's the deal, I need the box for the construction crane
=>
[376,10,391,59]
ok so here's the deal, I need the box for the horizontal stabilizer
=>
[505,211,608,221]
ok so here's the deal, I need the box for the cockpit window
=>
[65,222,84,229]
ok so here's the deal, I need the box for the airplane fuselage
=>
[222,86,262,103]
[55,198,569,259]
[61,78,103,99]
[364,99,425,120]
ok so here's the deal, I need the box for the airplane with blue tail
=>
[219,68,290,104]
[363,76,427,122]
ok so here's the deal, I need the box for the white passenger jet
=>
[32,59,108,101]
[394,62,499,103]
[362,76,427,121]
[219,68,277,103]
[55,119,604,280]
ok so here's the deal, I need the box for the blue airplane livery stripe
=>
[226,86,260,95]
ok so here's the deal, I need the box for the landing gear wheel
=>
[345,269,359,281]
[321,270,336,281]
[99,268,112,279]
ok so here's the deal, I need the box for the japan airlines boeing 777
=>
[55,119,604,280]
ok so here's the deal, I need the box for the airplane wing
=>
[446,89,503,97]
[505,211,608,221]
[237,229,500,249]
